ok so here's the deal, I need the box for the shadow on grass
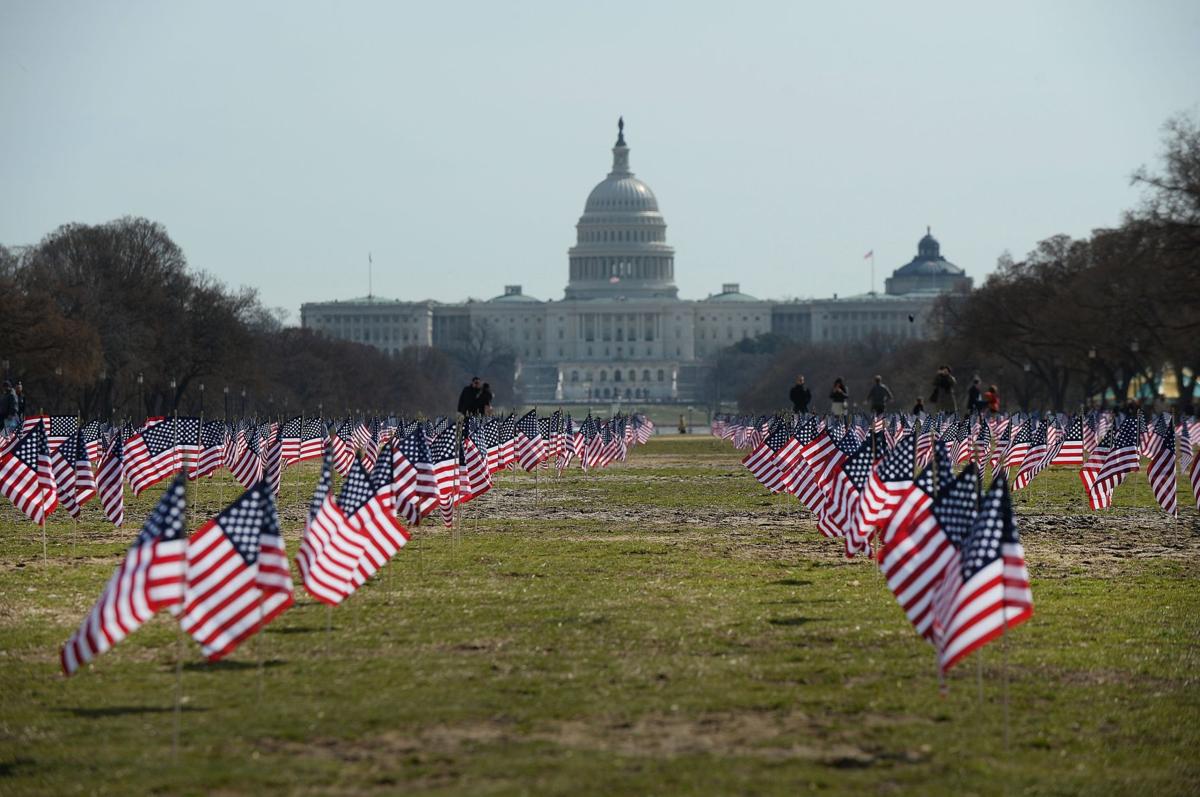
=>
[269,626,328,635]
[768,616,821,627]
[0,758,36,778]
[183,658,286,673]
[768,579,813,587]
[60,705,208,718]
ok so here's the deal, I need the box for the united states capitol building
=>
[300,120,971,403]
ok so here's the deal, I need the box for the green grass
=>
[1,439,1197,795]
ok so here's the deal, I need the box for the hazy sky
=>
[2,2,1198,316]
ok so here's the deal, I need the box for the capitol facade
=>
[300,120,972,404]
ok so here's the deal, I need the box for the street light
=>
[223,385,229,420]
[1130,339,1140,353]
[199,382,205,415]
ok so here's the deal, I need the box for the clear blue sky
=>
[2,1,1198,317]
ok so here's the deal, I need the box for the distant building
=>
[300,120,972,403]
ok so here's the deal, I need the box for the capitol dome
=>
[565,118,678,300]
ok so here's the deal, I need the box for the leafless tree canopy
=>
[1,217,463,419]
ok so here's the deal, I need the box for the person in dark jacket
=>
[829,378,849,417]
[867,375,893,414]
[931,366,958,415]
[479,382,494,415]
[457,377,482,416]
[789,375,811,413]
[14,381,25,419]
[1,381,18,432]
[912,397,926,416]
[967,376,984,414]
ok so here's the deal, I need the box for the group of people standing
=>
[456,377,495,417]
[789,366,1000,417]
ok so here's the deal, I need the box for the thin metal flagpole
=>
[172,406,187,761]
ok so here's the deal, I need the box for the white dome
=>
[584,175,659,213]
[565,119,678,301]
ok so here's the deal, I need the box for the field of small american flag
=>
[1,436,1197,795]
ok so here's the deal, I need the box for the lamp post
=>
[169,379,177,413]
[54,366,63,414]
[241,388,246,417]
[223,385,229,420]
[199,382,205,416]
[137,372,144,420]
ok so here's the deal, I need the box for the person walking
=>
[14,381,25,420]
[867,375,893,415]
[829,378,849,418]
[912,397,926,416]
[457,377,482,416]
[479,382,494,415]
[1,381,18,432]
[930,365,958,415]
[983,384,1000,413]
[789,375,812,414]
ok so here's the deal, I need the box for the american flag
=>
[514,410,544,472]
[174,482,293,661]
[1094,415,1140,496]
[461,430,492,502]
[1079,426,1115,510]
[47,415,79,453]
[80,420,104,464]
[329,419,355,477]
[1189,440,1200,511]
[1001,420,1031,471]
[50,436,80,519]
[229,426,264,490]
[1050,415,1085,466]
[781,419,825,514]
[125,419,183,495]
[927,464,982,651]
[296,450,362,605]
[818,440,873,541]
[742,420,791,494]
[854,433,916,552]
[262,429,283,498]
[1012,421,1049,491]
[556,415,576,474]
[936,472,1032,674]
[391,430,438,525]
[71,429,98,511]
[97,435,125,527]
[876,461,956,640]
[191,421,228,480]
[280,416,328,464]
[0,423,56,524]
[343,456,410,590]
[1146,414,1177,517]
[353,420,377,469]
[60,479,187,675]
[496,414,518,470]
[430,430,460,526]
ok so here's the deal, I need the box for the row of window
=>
[577,228,665,243]
[569,368,668,383]
[317,314,423,324]
[585,387,655,399]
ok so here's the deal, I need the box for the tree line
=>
[734,113,1200,414]
[0,217,464,420]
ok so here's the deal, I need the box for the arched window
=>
[628,369,636,382]
[599,370,607,382]
[642,369,651,381]
[570,370,579,382]
[625,388,632,399]
[602,387,611,398]
[657,369,665,382]
[614,370,622,382]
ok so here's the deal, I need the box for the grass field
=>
[1,437,1198,795]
